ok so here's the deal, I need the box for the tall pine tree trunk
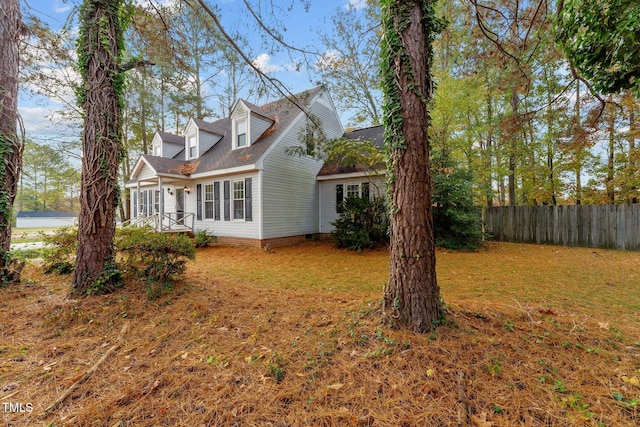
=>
[72,0,126,295]
[0,0,24,284]
[381,0,441,333]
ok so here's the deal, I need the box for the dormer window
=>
[236,119,247,148]
[188,135,196,158]
[152,144,160,156]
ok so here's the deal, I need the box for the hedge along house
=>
[126,87,348,247]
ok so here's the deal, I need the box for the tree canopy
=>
[555,0,640,95]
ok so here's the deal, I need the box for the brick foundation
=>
[214,234,317,249]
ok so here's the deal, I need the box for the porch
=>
[121,212,195,234]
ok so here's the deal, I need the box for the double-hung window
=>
[204,184,214,219]
[236,120,247,148]
[188,135,196,158]
[233,180,244,220]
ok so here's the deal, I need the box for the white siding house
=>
[126,88,386,247]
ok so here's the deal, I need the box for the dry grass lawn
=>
[1,241,640,426]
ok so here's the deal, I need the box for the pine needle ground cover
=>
[2,242,640,426]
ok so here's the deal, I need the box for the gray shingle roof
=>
[136,87,323,178]
[157,131,184,146]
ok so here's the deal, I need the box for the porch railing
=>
[121,212,194,234]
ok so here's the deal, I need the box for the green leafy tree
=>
[19,141,78,212]
[555,0,640,95]
[431,150,483,251]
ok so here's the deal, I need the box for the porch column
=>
[136,181,141,222]
[158,177,164,233]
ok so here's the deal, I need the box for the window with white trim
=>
[346,184,360,198]
[188,135,196,158]
[233,180,244,220]
[153,144,160,156]
[204,184,214,219]
[236,119,247,148]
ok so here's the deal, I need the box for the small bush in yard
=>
[42,227,78,274]
[193,229,216,248]
[332,196,389,251]
[116,228,195,299]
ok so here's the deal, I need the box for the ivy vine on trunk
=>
[380,0,444,332]
[72,0,131,295]
[0,0,25,286]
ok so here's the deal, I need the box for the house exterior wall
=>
[261,91,344,239]
[190,171,260,239]
[137,163,156,181]
[318,174,386,233]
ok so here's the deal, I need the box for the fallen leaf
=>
[327,383,344,390]
[622,376,640,388]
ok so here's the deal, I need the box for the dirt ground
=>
[1,241,640,426]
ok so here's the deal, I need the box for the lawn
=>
[2,241,640,426]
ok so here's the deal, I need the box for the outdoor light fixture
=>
[184,186,191,194]
[167,187,174,195]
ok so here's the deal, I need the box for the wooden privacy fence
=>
[484,205,640,251]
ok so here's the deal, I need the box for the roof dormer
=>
[231,102,250,150]
[230,100,276,150]
[151,130,185,159]
[184,118,224,160]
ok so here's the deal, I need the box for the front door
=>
[175,188,185,224]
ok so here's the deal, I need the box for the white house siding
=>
[190,172,260,239]
[137,163,156,181]
[261,92,344,239]
[318,174,386,233]
[198,131,220,157]
[250,115,272,145]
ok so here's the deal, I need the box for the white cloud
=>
[18,106,80,135]
[346,0,368,10]
[53,1,71,13]
[252,53,284,74]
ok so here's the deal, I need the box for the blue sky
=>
[19,0,367,143]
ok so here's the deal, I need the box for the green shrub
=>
[193,229,216,248]
[116,228,195,299]
[431,151,483,251]
[41,227,78,274]
[332,196,389,251]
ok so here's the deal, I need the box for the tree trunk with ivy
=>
[381,0,442,332]
[72,0,127,295]
[0,0,24,285]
